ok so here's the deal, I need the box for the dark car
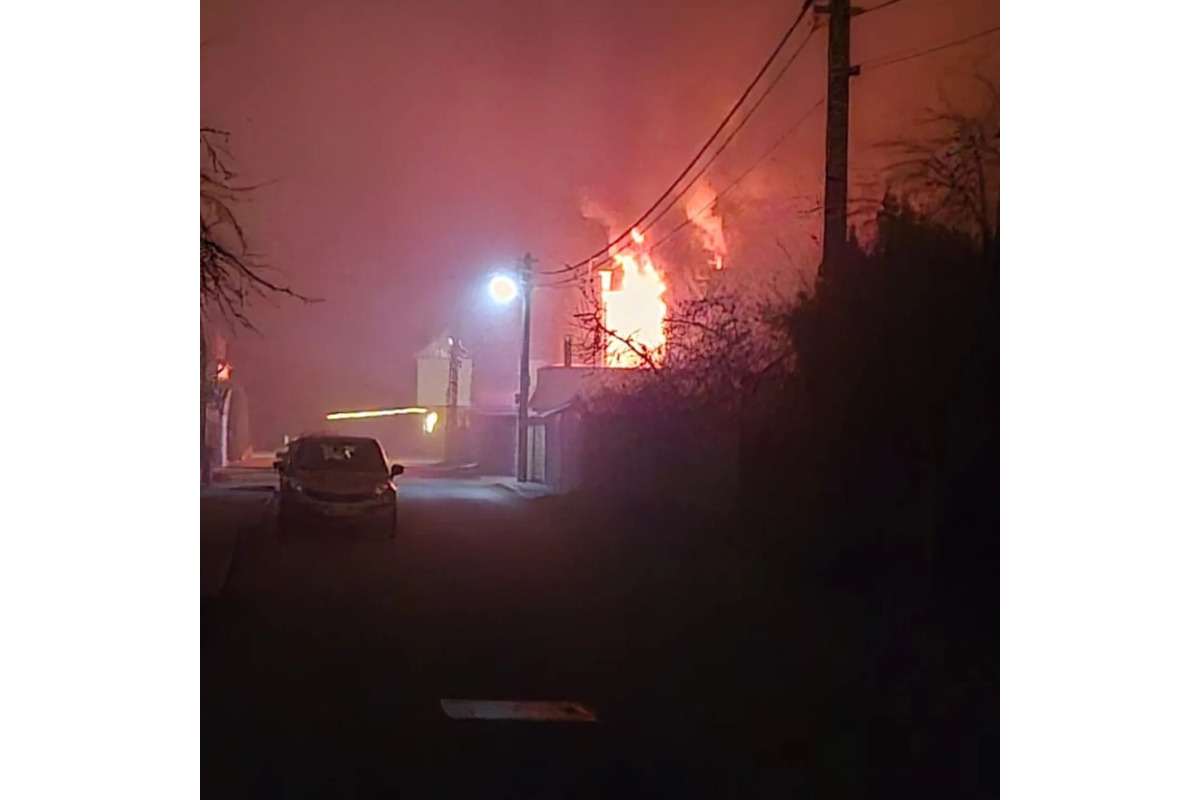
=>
[274,435,404,538]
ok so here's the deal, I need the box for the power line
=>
[646,96,827,257]
[580,95,827,275]
[623,24,823,245]
[544,19,824,277]
[551,0,817,276]
[581,26,1002,275]
[860,25,999,70]
[858,0,907,16]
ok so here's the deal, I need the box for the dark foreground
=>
[202,477,995,797]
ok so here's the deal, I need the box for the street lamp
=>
[485,255,534,482]
[487,273,519,305]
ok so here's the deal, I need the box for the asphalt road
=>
[202,478,804,796]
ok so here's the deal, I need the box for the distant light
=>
[423,411,439,434]
[325,407,428,421]
[488,274,519,305]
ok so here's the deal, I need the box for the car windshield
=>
[292,439,386,473]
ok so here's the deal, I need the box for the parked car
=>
[274,435,404,538]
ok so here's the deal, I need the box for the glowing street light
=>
[487,273,520,305]
[481,256,535,481]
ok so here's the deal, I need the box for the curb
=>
[404,463,482,479]
[213,467,275,484]
[490,481,559,501]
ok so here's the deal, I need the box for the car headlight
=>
[286,478,303,492]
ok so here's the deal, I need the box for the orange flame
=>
[599,228,667,368]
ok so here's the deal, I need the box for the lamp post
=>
[445,334,465,463]
[516,253,533,483]
[486,253,535,482]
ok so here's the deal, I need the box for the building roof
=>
[528,366,608,416]
[416,330,453,360]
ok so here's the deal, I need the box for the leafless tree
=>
[570,299,662,376]
[200,128,312,482]
[879,77,1000,249]
[569,272,793,416]
[201,128,311,329]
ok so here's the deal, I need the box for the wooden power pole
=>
[817,0,858,280]
[445,333,463,464]
[515,253,534,482]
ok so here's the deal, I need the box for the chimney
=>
[563,335,573,368]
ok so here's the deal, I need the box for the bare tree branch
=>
[569,267,795,416]
[875,80,1000,246]
[201,128,315,330]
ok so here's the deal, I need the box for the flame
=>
[684,178,727,271]
[599,228,667,368]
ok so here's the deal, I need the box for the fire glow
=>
[598,228,668,368]
[685,179,727,271]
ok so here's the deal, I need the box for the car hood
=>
[293,470,386,493]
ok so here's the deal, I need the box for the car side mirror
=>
[390,464,405,478]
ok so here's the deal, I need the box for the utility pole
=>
[589,258,601,367]
[445,332,463,464]
[515,253,534,482]
[817,0,858,280]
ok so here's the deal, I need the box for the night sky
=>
[201,0,998,447]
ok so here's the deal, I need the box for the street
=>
[202,475,802,795]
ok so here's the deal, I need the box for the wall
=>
[471,413,517,476]
[533,406,739,517]
[228,383,254,462]
[533,408,585,493]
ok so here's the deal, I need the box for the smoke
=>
[579,194,619,251]
[580,194,642,268]
[684,178,727,270]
